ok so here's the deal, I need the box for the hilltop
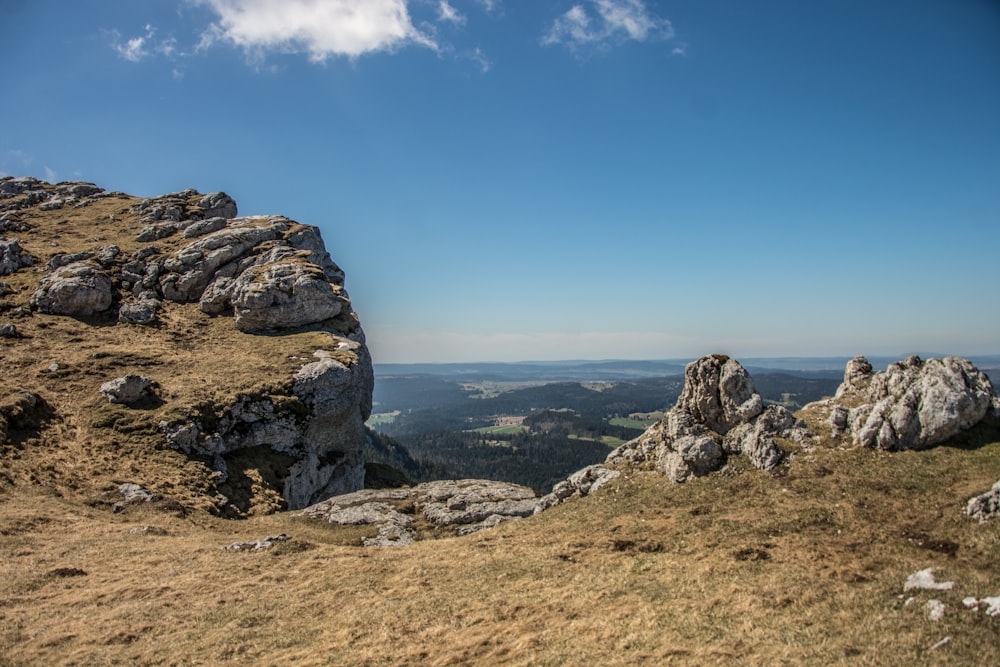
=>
[2,177,1000,665]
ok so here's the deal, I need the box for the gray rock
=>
[848,356,993,450]
[300,479,543,546]
[0,239,34,275]
[113,483,159,512]
[31,261,114,316]
[0,323,17,338]
[199,192,237,220]
[118,300,159,325]
[967,480,1000,522]
[223,534,291,552]
[136,222,180,242]
[47,251,94,270]
[183,216,228,239]
[231,259,346,332]
[100,375,157,404]
[606,356,807,483]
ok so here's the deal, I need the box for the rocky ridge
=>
[300,353,999,544]
[0,177,373,514]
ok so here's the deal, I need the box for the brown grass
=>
[1,434,998,666]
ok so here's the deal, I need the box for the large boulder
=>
[30,261,114,316]
[835,355,994,450]
[231,259,348,332]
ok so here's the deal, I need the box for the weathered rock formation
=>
[608,355,810,482]
[1,177,374,514]
[966,480,1000,522]
[824,355,996,451]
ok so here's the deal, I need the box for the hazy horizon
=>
[3,1,998,363]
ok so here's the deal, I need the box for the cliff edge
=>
[0,177,373,516]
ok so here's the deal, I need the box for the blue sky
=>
[2,0,998,363]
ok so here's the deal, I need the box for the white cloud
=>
[196,0,437,61]
[543,0,673,50]
[438,1,465,26]
[111,24,180,62]
[43,166,58,183]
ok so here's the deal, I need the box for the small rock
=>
[31,261,114,316]
[100,375,158,404]
[118,301,159,325]
[0,239,34,275]
[904,568,954,592]
[129,525,169,536]
[925,599,946,621]
[966,479,1000,522]
[0,323,18,338]
[224,534,291,552]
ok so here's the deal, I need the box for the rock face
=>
[2,177,374,515]
[609,356,809,482]
[827,355,995,450]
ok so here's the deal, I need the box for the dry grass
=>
[2,189,999,665]
[1,434,998,666]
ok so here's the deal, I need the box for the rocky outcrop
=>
[3,177,374,516]
[825,355,995,451]
[160,341,373,512]
[299,479,543,546]
[608,356,809,482]
[0,239,33,275]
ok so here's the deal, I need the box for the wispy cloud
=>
[438,1,465,26]
[111,24,178,62]
[195,0,436,62]
[543,0,674,51]
[43,166,58,183]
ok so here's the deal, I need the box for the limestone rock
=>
[967,480,1000,522]
[231,259,347,332]
[300,479,544,545]
[31,261,113,316]
[537,464,621,511]
[841,356,994,450]
[118,299,159,325]
[199,192,237,220]
[161,339,373,512]
[607,356,805,483]
[676,355,764,434]
[0,239,33,275]
[100,375,157,405]
[223,534,291,552]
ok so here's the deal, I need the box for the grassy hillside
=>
[2,422,999,665]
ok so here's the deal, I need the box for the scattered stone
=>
[929,636,951,651]
[904,568,954,592]
[0,323,18,338]
[113,483,159,512]
[129,525,169,536]
[925,599,946,621]
[99,375,158,405]
[224,534,291,552]
[966,480,1000,522]
[0,281,14,296]
[47,567,88,578]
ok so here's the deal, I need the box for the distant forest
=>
[366,371,843,493]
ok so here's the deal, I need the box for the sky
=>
[1,0,998,363]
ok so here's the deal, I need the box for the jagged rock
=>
[675,355,764,434]
[199,192,237,220]
[161,341,373,511]
[608,356,805,483]
[967,480,1000,522]
[836,356,994,450]
[231,259,347,332]
[30,261,113,316]
[99,375,157,405]
[538,464,620,511]
[0,239,33,275]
